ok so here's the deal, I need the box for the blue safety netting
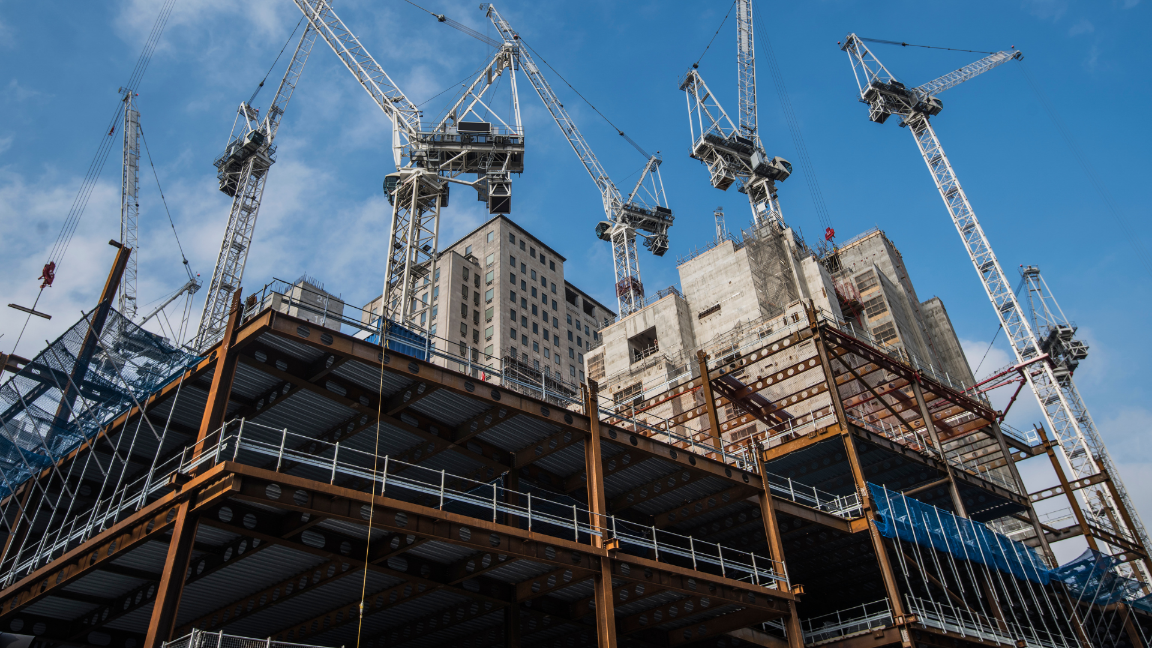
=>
[869,483,1052,585]
[0,309,199,498]
[1049,548,1147,607]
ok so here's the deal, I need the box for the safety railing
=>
[905,594,1073,648]
[1001,424,1041,448]
[164,629,329,648]
[801,599,893,645]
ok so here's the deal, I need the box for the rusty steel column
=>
[910,379,967,518]
[193,290,244,463]
[1035,425,1098,551]
[504,602,521,648]
[842,433,911,646]
[143,500,198,648]
[695,351,724,452]
[991,422,1056,564]
[583,381,618,648]
[808,312,848,429]
[754,452,803,648]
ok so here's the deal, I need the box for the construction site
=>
[1,2,1149,648]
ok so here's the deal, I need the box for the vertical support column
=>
[504,469,520,529]
[504,602,521,648]
[809,309,909,645]
[753,452,803,648]
[1035,426,1097,551]
[193,290,244,463]
[695,351,723,452]
[583,381,617,648]
[910,379,967,519]
[991,422,1056,564]
[144,500,198,648]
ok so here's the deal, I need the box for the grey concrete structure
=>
[364,215,614,391]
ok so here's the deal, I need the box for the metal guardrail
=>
[164,630,329,648]
[904,594,1074,648]
[1,419,791,591]
[801,599,893,645]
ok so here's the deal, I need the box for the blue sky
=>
[1,0,1149,561]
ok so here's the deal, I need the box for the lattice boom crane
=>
[840,34,1151,580]
[484,4,672,317]
[193,24,318,352]
[295,0,524,332]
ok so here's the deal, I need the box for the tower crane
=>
[294,0,524,332]
[192,24,318,352]
[840,34,1151,580]
[484,4,673,317]
[679,0,792,230]
[117,89,141,321]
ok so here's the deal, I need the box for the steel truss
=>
[194,25,317,352]
[119,90,141,321]
[841,33,1150,581]
[485,4,671,317]
[380,168,443,328]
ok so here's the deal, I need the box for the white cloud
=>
[1022,0,1070,20]
[5,79,42,102]
[1084,44,1101,71]
[1068,18,1095,35]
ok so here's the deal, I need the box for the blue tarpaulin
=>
[1049,548,1146,606]
[868,483,1052,585]
[366,318,429,361]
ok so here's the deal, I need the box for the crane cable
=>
[9,0,175,360]
[138,122,196,282]
[403,0,653,160]
[249,15,307,106]
[753,10,834,233]
[860,37,995,55]
[692,0,737,69]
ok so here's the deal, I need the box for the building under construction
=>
[1,0,1150,647]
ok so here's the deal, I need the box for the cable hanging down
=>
[404,0,652,160]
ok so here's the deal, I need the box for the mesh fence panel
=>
[0,309,199,497]
[1049,548,1147,606]
[166,631,330,648]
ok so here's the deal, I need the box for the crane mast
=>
[295,0,523,331]
[193,25,317,352]
[118,89,141,321]
[484,4,672,317]
[840,34,1151,580]
[735,0,758,147]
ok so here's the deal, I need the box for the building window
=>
[431,305,438,318]
[532,322,539,334]
[420,312,426,325]
[534,359,540,370]
[550,261,556,271]
[570,365,576,377]
[521,280,526,290]
[540,276,546,287]
[509,272,515,284]
[531,304,538,316]
[462,285,469,299]
[530,246,536,258]
[485,307,493,321]
[531,269,537,280]
[577,336,582,348]
[540,254,546,266]
[554,333,559,345]
[509,233,516,243]
[552,316,558,328]
[511,327,517,338]
[521,315,527,327]
[434,267,441,281]
[510,290,517,301]
[520,240,525,251]
[459,341,467,356]
[863,295,888,319]
[485,326,493,340]
[509,255,516,266]
[487,231,495,243]
[533,341,539,352]
[465,245,473,256]
[551,282,556,293]
[522,334,528,345]
[485,271,494,284]
[520,262,526,273]
[472,329,479,343]
[856,270,878,293]
[521,297,527,308]
[460,323,468,336]
[474,274,480,288]
[568,348,574,359]
[568,331,574,342]
[433,287,439,299]
[554,354,560,365]
[473,291,480,306]
[430,323,437,336]
[485,289,494,302]
[579,370,585,382]
[567,314,572,325]
[463,267,470,281]
[473,310,479,325]
[873,321,898,344]
[544,348,550,359]
[510,308,517,319]
[486,253,494,266]
[484,344,493,357]
[531,287,537,298]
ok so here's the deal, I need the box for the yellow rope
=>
[356,320,389,647]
